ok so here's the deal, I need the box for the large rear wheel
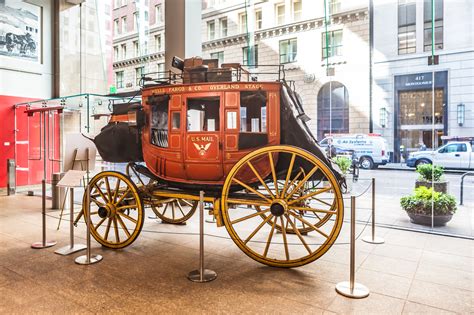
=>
[221,145,344,268]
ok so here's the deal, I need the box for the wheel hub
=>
[270,199,287,217]
[98,206,108,218]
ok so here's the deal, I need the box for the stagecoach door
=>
[184,95,224,181]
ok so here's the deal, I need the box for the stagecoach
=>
[77,58,345,268]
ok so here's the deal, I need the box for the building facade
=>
[373,0,473,160]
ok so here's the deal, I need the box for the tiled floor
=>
[0,194,472,314]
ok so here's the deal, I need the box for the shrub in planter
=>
[400,186,457,226]
[333,156,352,175]
[415,164,448,193]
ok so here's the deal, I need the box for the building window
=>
[136,67,144,85]
[133,40,139,57]
[243,45,258,67]
[239,13,247,33]
[292,0,302,21]
[157,63,165,78]
[207,20,215,40]
[155,34,162,52]
[322,30,343,59]
[144,10,149,22]
[219,17,227,37]
[115,71,124,88]
[329,0,341,15]
[317,82,349,140]
[133,12,138,31]
[398,0,416,55]
[210,51,224,67]
[121,16,126,34]
[255,9,262,30]
[155,4,163,24]
[423,0,443,51]
[279,38,297,64]
[114,19,119,35]
[113,46,119,60]
[114,0,120,9]
[121,43,127,59]
[275,4,285,25]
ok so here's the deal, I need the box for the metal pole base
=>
[31,241,57,249]
[362,236,385,244]
[55,244,87,256]
[187,269,217,283]
[75,254,103,265]
[148,215,159,220]
[336,281,370,299]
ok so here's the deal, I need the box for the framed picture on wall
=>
[0,0,42,63]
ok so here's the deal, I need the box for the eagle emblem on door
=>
[193,142,212,156]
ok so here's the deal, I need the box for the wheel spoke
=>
[263,217,277,258]
[285,168,304,196]
[118,211,137,224]
[90,196,105,207]
[116,204,137,211]
[94,217,107,230]
[176,201,186,217]
[182,200,193,207]
[231,178,272,203]
[116,214,131,238]
[104,177,112,201]
[288,186,333,206]
[280,217,290,261]
[281,153,296,197]
[104,218,112,241]
[244,214,273,244]
[285,214,312,254]
[288,206,337,215]
[94,183,109,203]
[162,203,169,217]
[247,161,275,198]
[112,179,121,203]
[310,197,334,208]
[171,202,175,220]
[115,187,131,205]
[285,166,319,201]
[113,217,120,243]
[289,211,329,239]
[268,152,279,198]
[230,208,271,225]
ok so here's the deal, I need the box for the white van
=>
[320,134,390,169]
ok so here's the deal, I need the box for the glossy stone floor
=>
[0,194,472,314]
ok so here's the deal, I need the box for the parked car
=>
[406,141,474,169]
[320,134,390,169]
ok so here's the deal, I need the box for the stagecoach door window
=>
[171,112,180,130]
[227,111,237,129]
[150,102,168,147]
[186,97,220,132]
[238,91,268,149]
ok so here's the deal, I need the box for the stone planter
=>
[406,212,453,226]
[415,180,449,194]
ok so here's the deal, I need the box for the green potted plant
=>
[415,164,448,193]
[333,156,352,193]
[400,186,457,226]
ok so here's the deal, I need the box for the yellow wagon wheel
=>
[83,171,144,249]
[151,199,198,224]
[221,145,344,268]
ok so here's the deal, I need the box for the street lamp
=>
[457,103,465,126]
[380,107,387,128]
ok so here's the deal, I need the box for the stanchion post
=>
[55,187,87,255]
[336,196,369,298]
[362,178,384,244]
[75,148,103,265]
[187,191,217,282]
[32,111,57,249]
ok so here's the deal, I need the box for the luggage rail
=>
[140,64,286,88]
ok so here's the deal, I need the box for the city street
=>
[350,167,474,238]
